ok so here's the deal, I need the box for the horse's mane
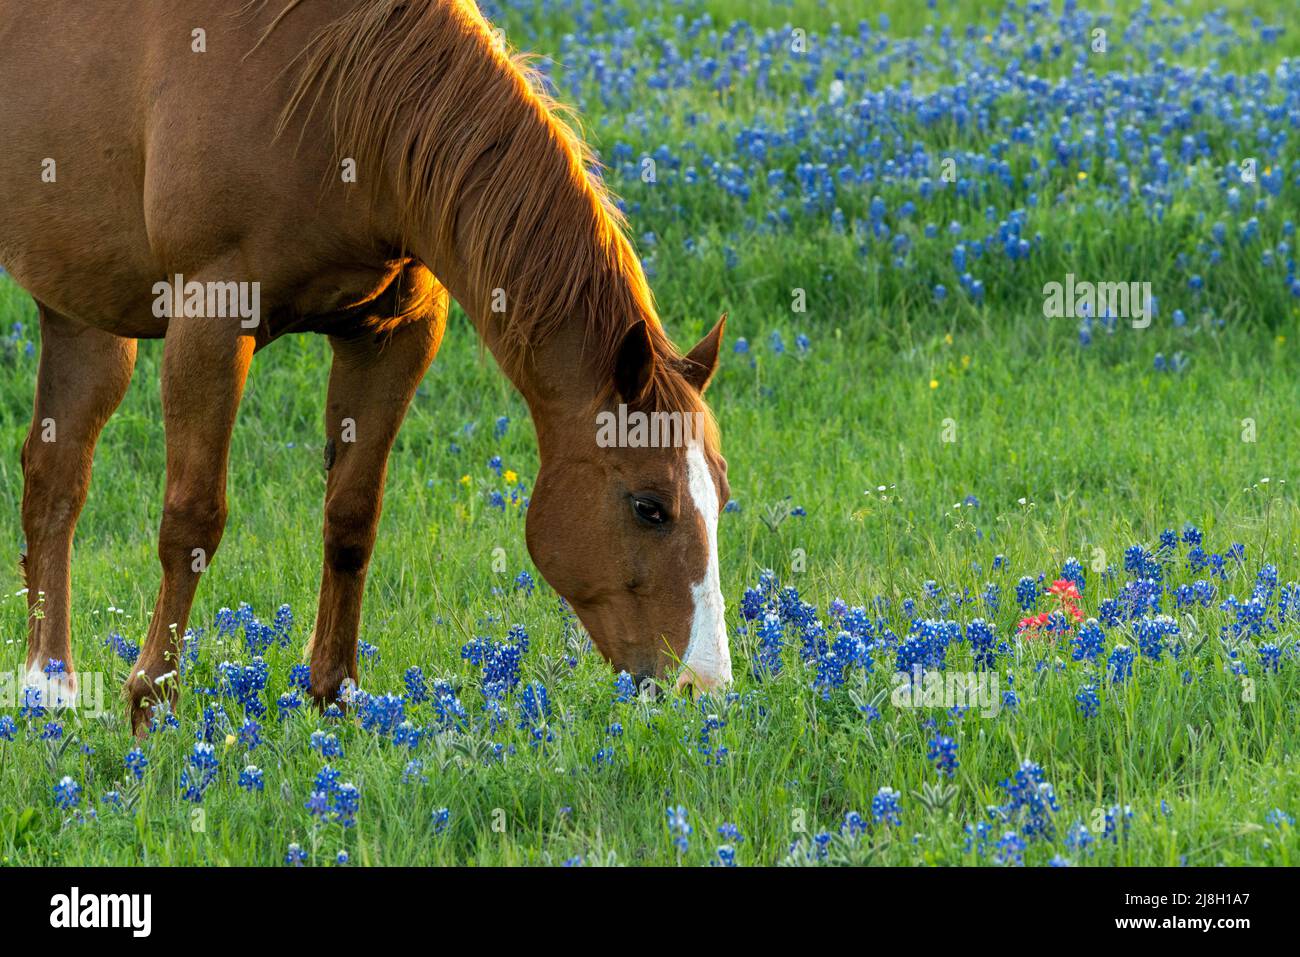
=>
[269,0,715,442]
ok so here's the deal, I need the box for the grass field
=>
[2,0,1299,866]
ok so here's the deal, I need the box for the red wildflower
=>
[1048,579,1080,602]
[1048,579,1084,622]
[1017,612,1052,638]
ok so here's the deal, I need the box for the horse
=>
[0,0,732,735]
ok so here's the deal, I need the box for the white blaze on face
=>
[676,443,732,692]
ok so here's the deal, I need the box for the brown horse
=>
[0,0,731,734]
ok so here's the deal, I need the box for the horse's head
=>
[526,316,730,695]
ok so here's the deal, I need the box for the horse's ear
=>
[614,319,656,404]
[682,313,726,393]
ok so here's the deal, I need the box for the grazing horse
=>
[0,0,731,734]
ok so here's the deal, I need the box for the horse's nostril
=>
[633,673,659,700]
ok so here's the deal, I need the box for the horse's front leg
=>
[126,315,254,735]
[307,306,445,707]
[21,306,136,708]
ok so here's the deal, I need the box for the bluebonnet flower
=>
[896,618,958,679]
[104,631,140,665]
[462,625,528,701]
[1061,556,1085,592]
[215,657,269,718]
[273,604,294,643]
[811,629,870,698]
[841,811,868,839]
[928,735,959,778]
[955,803,997,852]
[333,783,361,827]
[982,582,1001,615]
[993,831,1026,866]
[53,775,81,810]
[1073,618,1105,662]
[1124,544,1162,581]
[1102,805,1134,843]
[751,612,784,679]
[404,666,428,704]
[871,786,902,826]
[0,716,15,742]
[1134,615,1179,661]
[288,664,311,692]
[997,760,1059,840]
[739,569,779,621]
[429,680,468,731]
[20,685,45,720]
[1076,682,1100,718]
[431,808,451,834]
[310,731,344,759]
[125,747,148,780]
[197,704,229,744]
[181,743,219,803]
[1219,592,1270,641]
[285,843,307,866]
[305,766,360,827]
[358,693,406,739]
[517,682,553,748]
[666,805,692,853]
[239,766,265,792]
[1265,809,1294,829]
[1108,644,1135,683]
[1015,576,1038,610]
[1065,821,1095,856]
[967,618,997,670]
[613,670,637,702]
[696,712,728,766]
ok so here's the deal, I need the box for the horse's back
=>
[0,2,155,325]
[0,1,383,339]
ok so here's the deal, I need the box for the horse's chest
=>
[276,261,440,339]
[292,267,401,318]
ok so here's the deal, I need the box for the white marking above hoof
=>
[23,664,79,710]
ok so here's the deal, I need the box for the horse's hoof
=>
[306,656,358,709]
[123,669,178,738]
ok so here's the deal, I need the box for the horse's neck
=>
[413,229,597,436]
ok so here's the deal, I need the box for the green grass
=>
[1,0,1298,865]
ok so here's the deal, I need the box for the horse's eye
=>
[632,497,667,525]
